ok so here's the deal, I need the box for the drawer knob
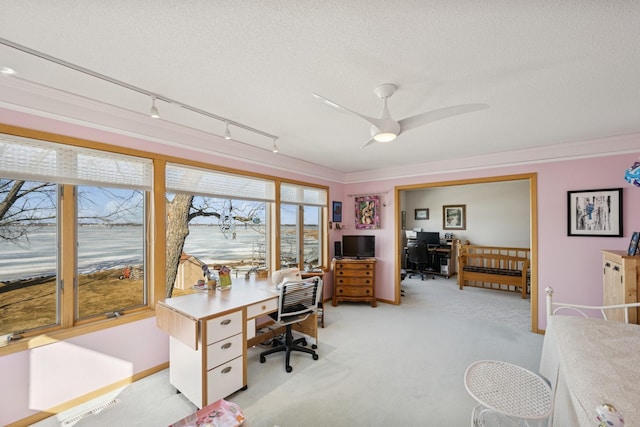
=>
[261,305,266,310]
[220,319,232,326]
[221,366,232,374]
[221,342,232,350]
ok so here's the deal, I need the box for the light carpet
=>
[35,276,544,426]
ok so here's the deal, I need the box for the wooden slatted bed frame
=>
[457,244,530,298]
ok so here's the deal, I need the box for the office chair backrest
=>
[271,267,302,288]
[407,239,430,264]
[276,276,322,325]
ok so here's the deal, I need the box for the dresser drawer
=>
[206,355,244,406]
[336,276,374,286]
[206,311,242,345]
[246,298,278,319]
[335,268,374,277]
[207,332,243,369]
[336,285,373,297]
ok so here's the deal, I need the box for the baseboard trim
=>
[6,362,170,427]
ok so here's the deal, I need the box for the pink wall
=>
[343,150,640,330]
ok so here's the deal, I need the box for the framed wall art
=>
[443,205,466,230]
[355,195,380,229]
[332,201,342,223]
[567,188,622,237]
[415,208,429,220]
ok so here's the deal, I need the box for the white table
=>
[540,315,640,426]
[464,360,552,426]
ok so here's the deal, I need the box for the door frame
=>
[395,173,539,333]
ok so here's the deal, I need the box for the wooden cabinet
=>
[602,250,640,323]
[332,258,376,307]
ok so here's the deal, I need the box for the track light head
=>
[224,122,232,140]
[149,96,160,119]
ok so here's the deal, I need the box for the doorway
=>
[395,173,539,332]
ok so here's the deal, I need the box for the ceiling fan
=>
[312,83,488,148]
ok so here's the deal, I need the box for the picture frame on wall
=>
[355,195,380,230]
[332,201,342,223]
[414,208,429,220]
[567,188,623,237]
[443,205,466,230]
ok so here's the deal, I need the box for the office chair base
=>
[259,327,319,372]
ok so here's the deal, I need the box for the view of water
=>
[0,225,267,282]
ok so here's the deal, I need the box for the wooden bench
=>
[457,244,530,298]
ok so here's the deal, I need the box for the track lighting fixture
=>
[0,39,280,152]
[149,96,160,119]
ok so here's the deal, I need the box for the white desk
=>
[540,315,640,426]
[156,277,317,408]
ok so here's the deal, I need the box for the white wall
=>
[403,180,530,247]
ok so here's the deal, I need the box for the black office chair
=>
[260,276,322,372]
[406,240,435,280]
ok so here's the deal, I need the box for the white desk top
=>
[159,277,277,320]
[540,315,640,426]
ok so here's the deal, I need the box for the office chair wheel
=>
[311,344,317,349]
[300,339,308,346]
[260,355,266,363]
[312,354,319,360]
[286,365,293,373]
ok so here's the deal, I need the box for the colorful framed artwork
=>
[415,208,429,220]
[567,188,622,237]
[443,205,466,230]
[355,195,380,229]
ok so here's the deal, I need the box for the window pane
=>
[168,195,268,295]
[280,203,299,268]
[76,186,146,319]
[0,179,59,335]
[303,205,321,268]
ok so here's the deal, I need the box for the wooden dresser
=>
[332,258,377,307]
[602,249,640,323]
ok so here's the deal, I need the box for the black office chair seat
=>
[406,240,436,280]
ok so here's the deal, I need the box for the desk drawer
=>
[336,277,374,286]
[206,311,242,345]
[246,298,278,319]
[206,355,244,406]
[207,332,243,369]
[336,285,373,297]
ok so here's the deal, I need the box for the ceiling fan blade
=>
[312,92,385,129]
[398,103,489,134]
[361,139,376,148]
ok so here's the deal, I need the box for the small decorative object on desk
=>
[596,403,624,427]
[217,266,232,290]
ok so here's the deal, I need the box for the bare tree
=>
[0,179,57,242]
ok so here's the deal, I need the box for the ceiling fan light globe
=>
[373,132,397,143]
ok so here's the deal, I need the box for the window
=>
[76,186,146,319]
[0,134,152,336]
[280,183,327,270]
[0,179,59,335]
[165,163,275,296]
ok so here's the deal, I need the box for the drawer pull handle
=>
[604,262,611,268]
[221,366,232,374]
[220,319,232,326]
[613,266,620,272]
[221,342,232,350]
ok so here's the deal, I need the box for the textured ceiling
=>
[0,1,639,179]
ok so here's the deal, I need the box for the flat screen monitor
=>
[416,231,440,246]
[342,235,375,259]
